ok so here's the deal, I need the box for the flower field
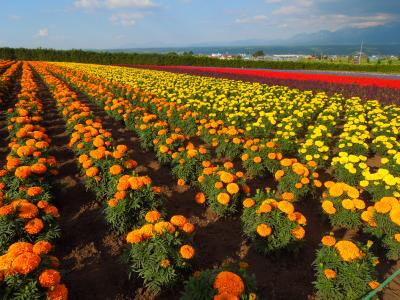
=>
[0,60,400,299]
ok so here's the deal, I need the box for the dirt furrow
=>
[0,68,21,164]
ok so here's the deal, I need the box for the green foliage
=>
[313,241,378,300]
[241,190,305,254]
[124,229,193,293]
[105,185,162,234]
[2,47,400,73]
[363,211,400,260]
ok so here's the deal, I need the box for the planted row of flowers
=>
[0,62,67,299]
[43,63,268,298]
[47,62,398,298]
[48,62,310,241]
[0,61,21,106]
[30,62,209,296]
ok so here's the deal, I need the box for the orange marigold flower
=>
[321,235,336,247]
[334,240,363,262]
[280,158,293,167]
[145,211,161,223]
[170,215,188,227]
[46,284,68,300]
[182,223,195,234]
[281,192,295,201]
[213,271,245,297]
[324,269,336,280]
[27,186,43,197]
[257,203,272,214]
[24,218,44,235]
[243,198,255,208]
[39,269,61,288]
[126,230,142,244]
[154,221,176,234]
[214,293,239,300]
[274,170,284,181]
[86,167,99,177]
[329,183,344,197]
[116,144,128,153]
[15,166,32,179]
[277,201,294,214]
[223,162,234,169]
[217,193,230,205]
[220,172,234,184]
[369,281,380,289]
[180,245,195,259]
[160,259,171,268]
[15,201,39,219]
[226,183,239,195]
[11,252,41,275]
[195,192,206,204]
[30,163,47,174]
[109,164,123,175]
[177,179,186,186]
[215,181,224,189]
[291,226,305,240]
[253,156,262,163]
[33,241,52,255]
[256,223,272,237]
[322,200,336,215]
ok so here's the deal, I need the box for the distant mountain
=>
[287,22,400,45]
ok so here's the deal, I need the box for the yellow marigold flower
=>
[277,201,294,214]
[226,183,239,195]
[342,199,355,210]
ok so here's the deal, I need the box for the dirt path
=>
[32,69,136,300]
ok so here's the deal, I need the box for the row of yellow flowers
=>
[0,62,67,299]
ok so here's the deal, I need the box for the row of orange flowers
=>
[32,62,200,293]
[0,61,20,106]
[42,64,260,297]
[0,62,67,299]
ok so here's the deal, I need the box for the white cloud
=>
[36,28,49,37]
[106,0,156,8]
[8,15,21,21]
[74,0,102,8]
[236,15,268,24]
[110,13,145,26]
[265,0,282,3]
[74,0,156,9]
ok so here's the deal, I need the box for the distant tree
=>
[183,51,194,56]
[252,50,265,57]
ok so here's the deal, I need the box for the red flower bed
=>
[118,64,400,105]
[137,65,400,90]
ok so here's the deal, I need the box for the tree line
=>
[0,47,399,73]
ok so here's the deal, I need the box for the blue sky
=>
[0,0,399,49]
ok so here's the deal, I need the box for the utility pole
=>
[359,40,363,64]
